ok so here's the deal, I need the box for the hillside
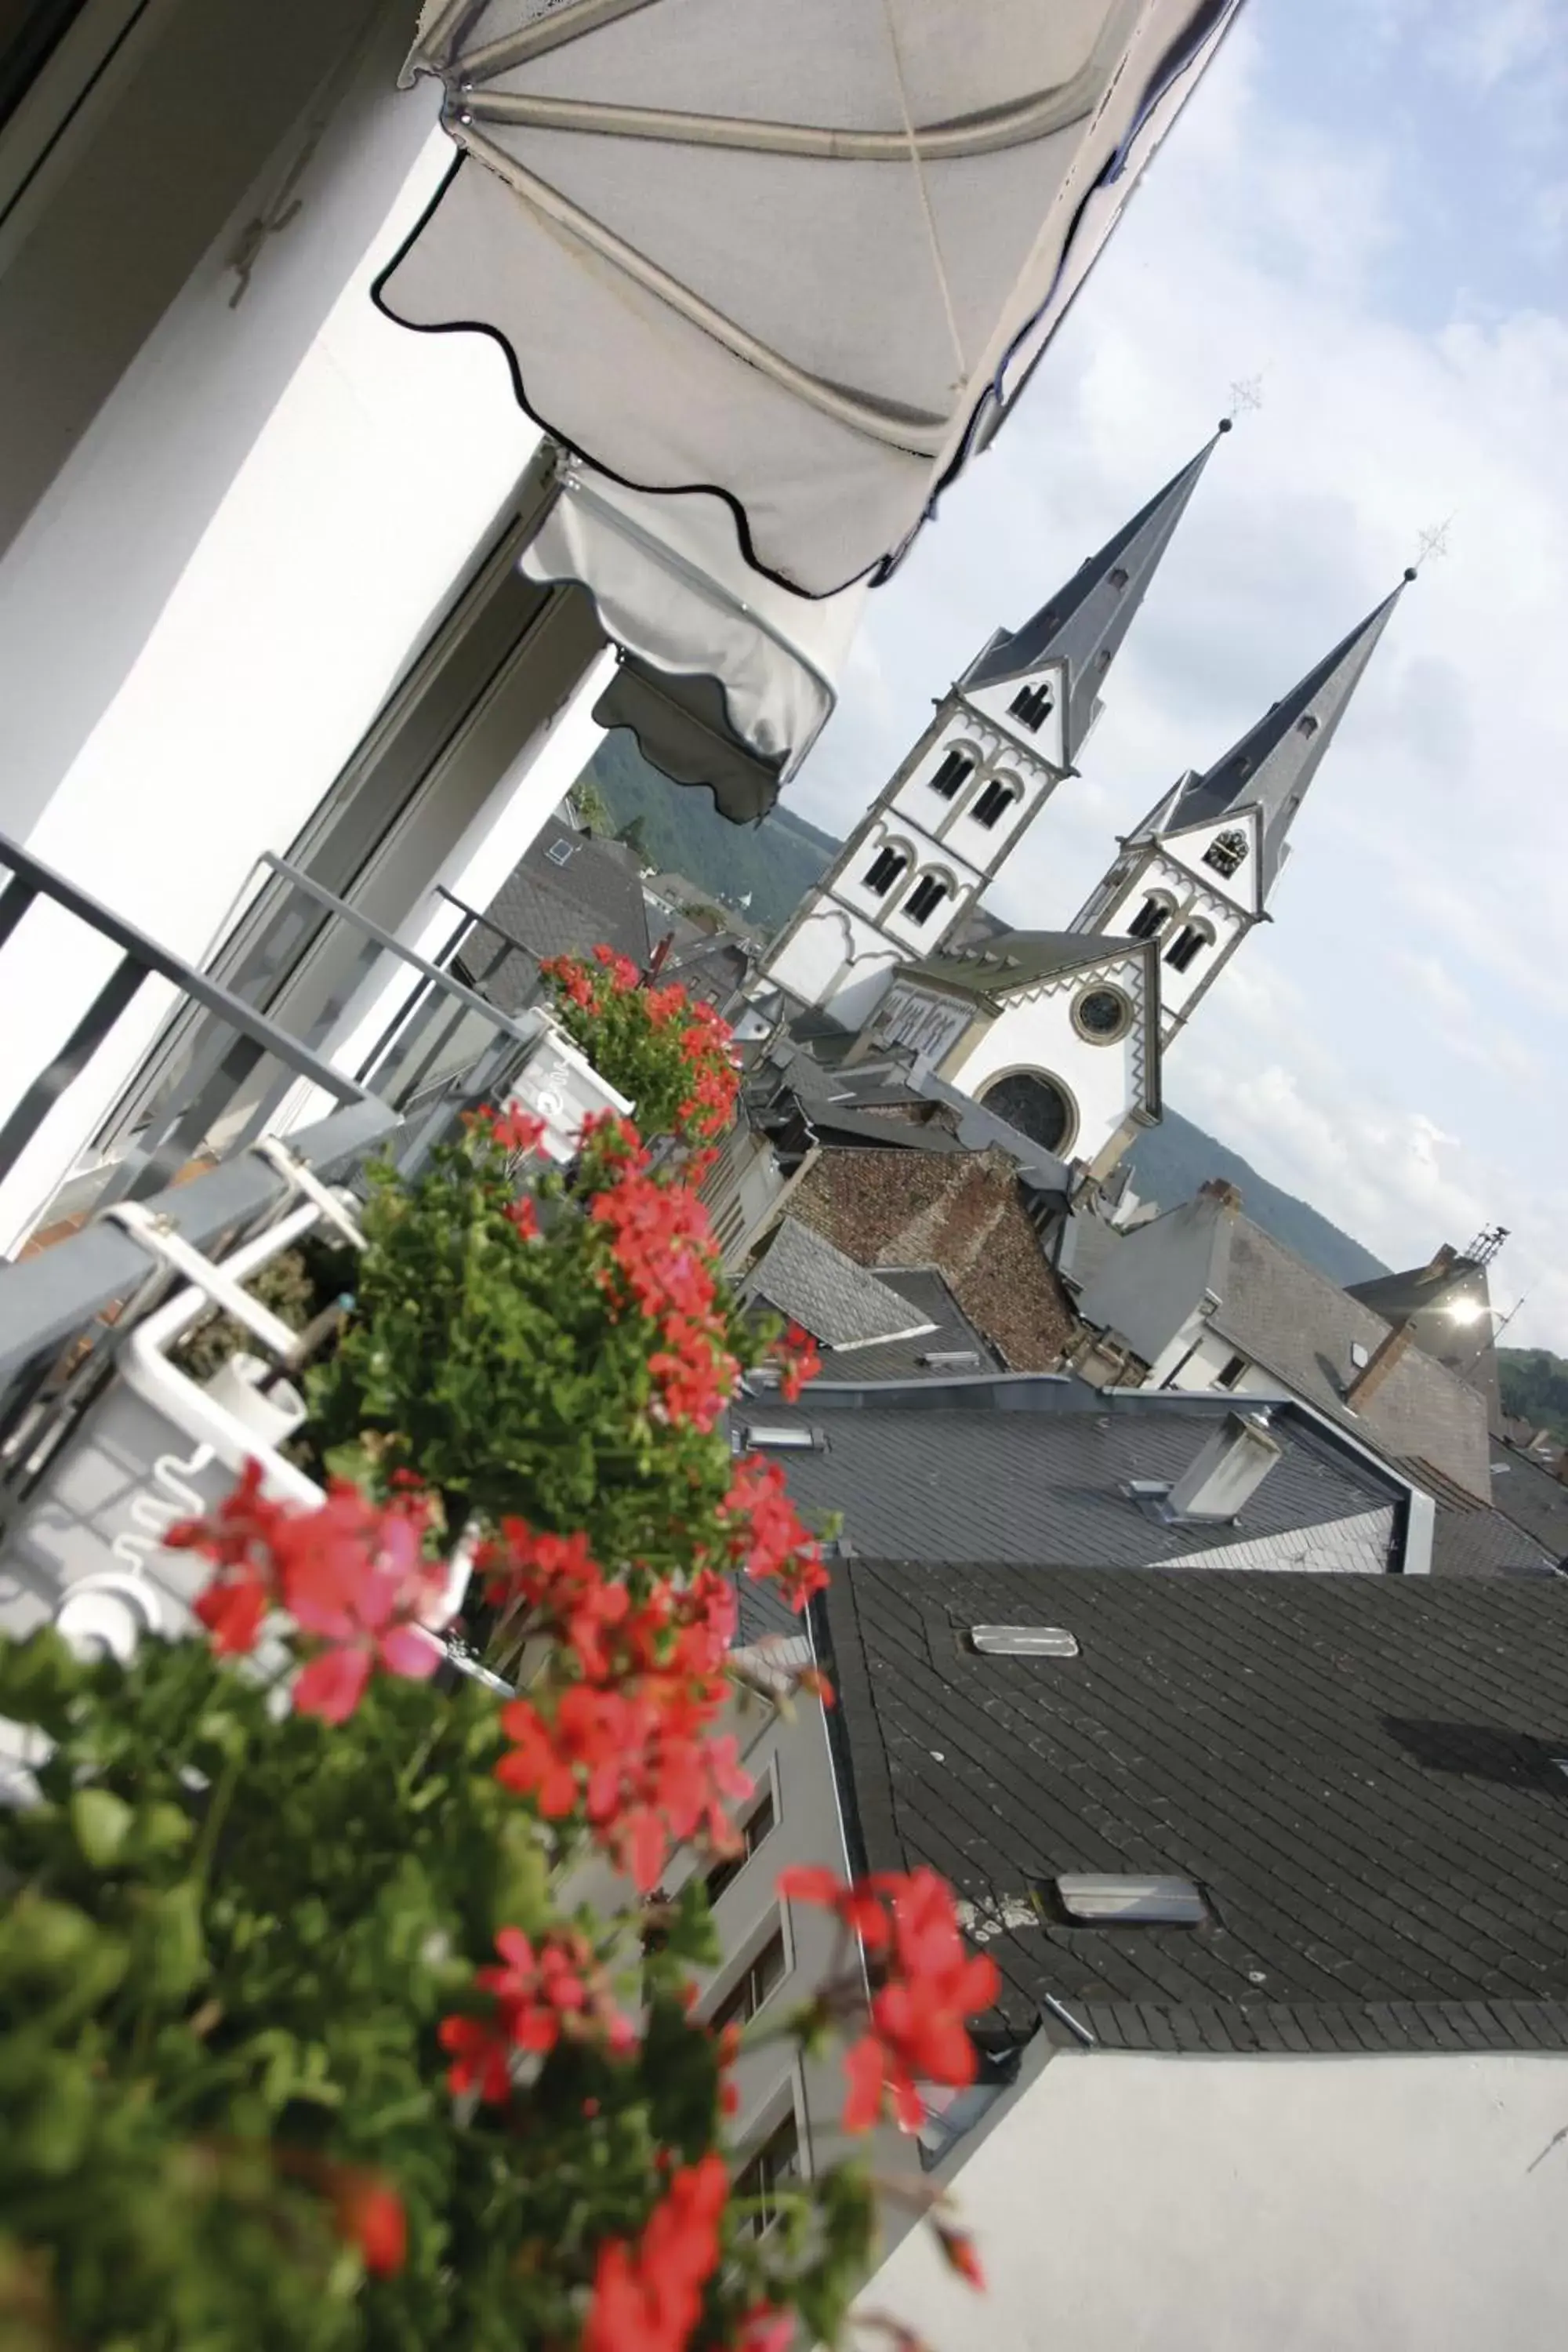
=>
[581,731,837,935]
[1121,1109,1388,1288]
[1497,1348,1568,1443]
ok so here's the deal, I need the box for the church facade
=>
[760,427,1413,1179]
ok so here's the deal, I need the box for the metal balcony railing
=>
[0,833,559,1240]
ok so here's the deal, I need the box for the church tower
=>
[762,426,1229,1029]
[1073,571,1415,1050]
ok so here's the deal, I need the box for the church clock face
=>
[1073,983,1133,1043]
[982,1070,1076,1155]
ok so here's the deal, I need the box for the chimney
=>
[1345,1319,1417,1411]
[1165,1410,1281,1523]
[1200,1178,1243,1210]
[1346,1241,1457,1410]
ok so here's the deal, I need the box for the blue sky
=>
[789,0,1568,1348]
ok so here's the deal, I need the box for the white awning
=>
[382,0,1240,804]
[520,456,866,818]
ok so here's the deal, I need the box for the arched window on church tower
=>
[1165,918,1215,974]
[863,844,910,898]
[971,777,1020,830]
[903,873,951,926]
[1127,893,1174,941]
[928,748,975,800]
[1203,828,1249,879]
[1008,680,1054,731]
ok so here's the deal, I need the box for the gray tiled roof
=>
[817,1561,1568,2053]
[1487,1443,1568,1563]
[471,819,652,1007]
[826,1269,1004,1384]
[762,1379,1409,1573]
[746,1218,936,1352]
[1211,1218,1492,1501]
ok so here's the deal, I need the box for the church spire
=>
[1157,568,1415,895]
[959,421,1230,768]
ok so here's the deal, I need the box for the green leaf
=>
[130,1880,206,2005]
[70,1788,135,1868]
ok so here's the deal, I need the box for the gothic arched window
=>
[982,1070,1076,1156]
[863,844,909,898]
[929,748,975,800]
[1203,828,1249,878]
[903,873,951,925]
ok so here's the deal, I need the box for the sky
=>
[786,0,1568,1351]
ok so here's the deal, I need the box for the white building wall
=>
[854,2045,1568,2352]
[0,125,579,1248]
[942,964,1149,1169]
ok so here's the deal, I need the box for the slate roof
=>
[815,1561,1568,2053]
[757,1378,1411,1574]
[1488,1443,1568,1565]
[472,818,652,1007]
[1209,1217,1492,1501]
[960,431,1224,767]
[902,930,1146,1003]
[1157,578,1410,894]
[829,1269,1004,1384]
[1348,1255,1504,1432]
[746,1218,937,1353]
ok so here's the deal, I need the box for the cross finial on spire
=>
[1226,374,1265,420]
[1413,515,1454,568]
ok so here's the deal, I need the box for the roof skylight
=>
[1054,1874,1207,1925]
[968,1626,1080,1659]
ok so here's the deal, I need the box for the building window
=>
[1072,985,1132,1044]
[1008,681,1053,731]
[710,1924,787,2033]
[1127,895,1172,941]
[903,875,950,925]
[1203,829,1249,879]
[545,837,576,866]
[863,845,909,898]
[704,1784,778,1907]
[980,1070,1075,1156]
[1108,564,1130,590]
[1216,1352,1247,1390]
[971,779,1017,829]
[1165,924,1210,973]
[928,749,975,800]
[1296,713,1319,739]
[734,2110,802,2239]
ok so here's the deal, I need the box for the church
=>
[760,423,1414,1182]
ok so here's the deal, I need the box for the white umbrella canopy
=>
[379,0,1241,808]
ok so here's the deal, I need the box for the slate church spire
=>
[1076,572,1414,1050]
[960,420,1232,771]
[1145,567,1416,895]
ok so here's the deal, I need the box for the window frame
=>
[1127,894,1174,942]
[732,2099,805,2240]
[1007,680,1054,732]
[1215,1352,1248,1392]
[703,1773,780,1909]
[970,777,1018,830]
[1165,921,1213,974]
[706,1915,789,2034]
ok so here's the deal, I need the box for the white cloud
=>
[786,11,1568,1345]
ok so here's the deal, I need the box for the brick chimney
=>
[1345,1241,1457,1411]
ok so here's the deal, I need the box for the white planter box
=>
[506,1009,633,1162]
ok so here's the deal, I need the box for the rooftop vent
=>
[967,1626,1080,1658]
[1054,1874,1207,1925]
[920,1349,982,1370]
[1163,1410,1280,1523]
